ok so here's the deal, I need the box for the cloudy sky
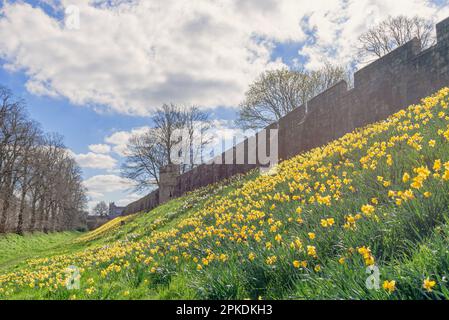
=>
[0,0,448,211]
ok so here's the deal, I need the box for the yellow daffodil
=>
[383,280,396,293]
[423,278,436,292]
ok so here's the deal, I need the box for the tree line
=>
[0,86,87,234]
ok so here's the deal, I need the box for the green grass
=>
[0,232,82,271]
[1,88,449,300]
[0,171,257,299]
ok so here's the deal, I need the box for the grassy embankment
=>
[1,88,449,300]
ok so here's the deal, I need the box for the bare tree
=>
[0,88,30,233]
[38,134,66,233]
[358,15,435,60]
[181,106,211,171]
[0,85,87,234]
[152,103,185,164]
[121,104,211,191]
[93,201,109,217]
[121,129,167,190]
[236,64,347,130]
[16,122,42,234]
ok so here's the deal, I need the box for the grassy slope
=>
[0,232,81,272]
[1,88,449,300]
[0,172,256,299]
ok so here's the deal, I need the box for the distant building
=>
[86,203,126,230]
[109,202,125,217]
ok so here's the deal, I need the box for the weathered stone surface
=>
[159,164,181,204]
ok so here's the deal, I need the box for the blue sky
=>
[1,0,448,211]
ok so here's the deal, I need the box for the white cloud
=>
[105,126,150,156]
[0,0,291,115]
[104,120,250,164]
[86,190,104,201]
[1,1,446,115]
[84,174,136,194]
[84,175,139,211]
[72,151,117,169]
[88,144,111,154]
[297,0,449,70]
[115,194,142,207]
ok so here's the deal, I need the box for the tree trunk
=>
[39,200,46,232]
[0,195,11,233]
[51,204,58,232]
[43,209,49,233]
[36,200,45,232]
[0,174,13,234]
[16,185,28,235]
[30,194,38,230]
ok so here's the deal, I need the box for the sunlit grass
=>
[1,88,449,300]
[0,232,81,271]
